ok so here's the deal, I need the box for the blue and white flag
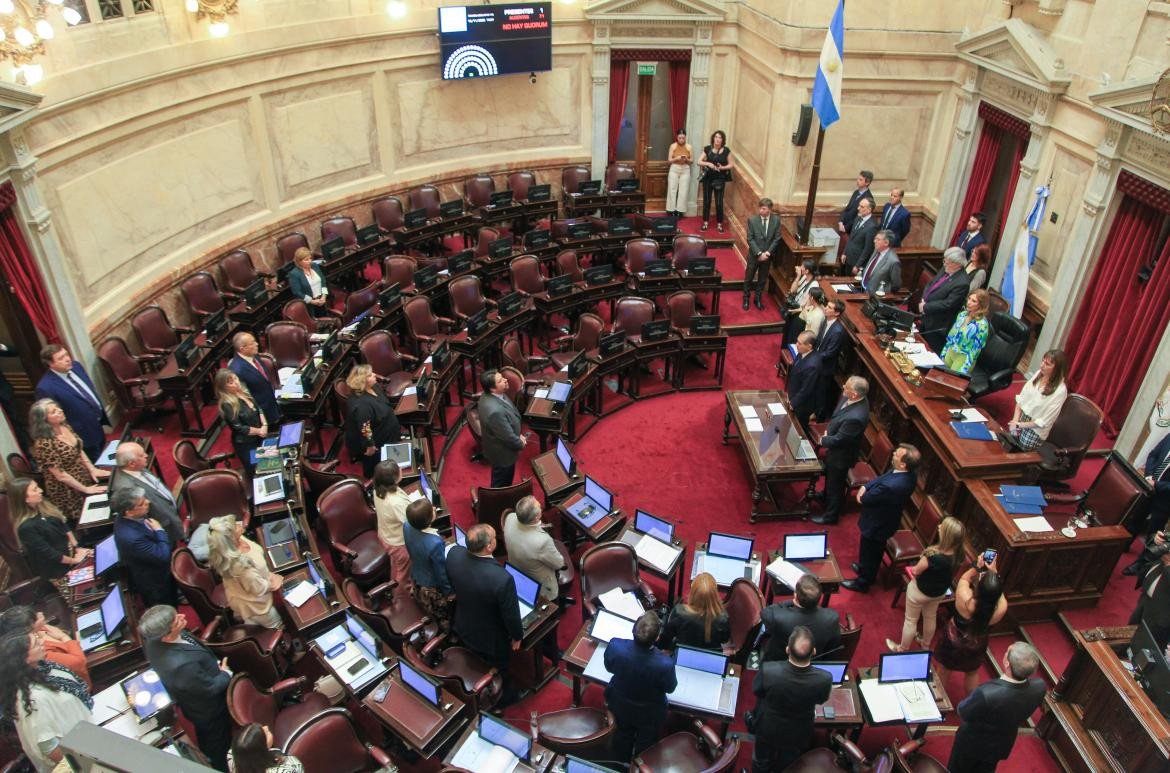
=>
[1002,186,1050,319]
[811,0,845,129]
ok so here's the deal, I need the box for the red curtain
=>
[668,60,690,137]
[607,59,630,164]
[950,122,1004,245]
[1066,195,1170,435]
[0,184,61,344]
[996,136,1028,239]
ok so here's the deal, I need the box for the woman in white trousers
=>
[665,128,692,218]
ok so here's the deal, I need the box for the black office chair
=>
[967,312,1030,400]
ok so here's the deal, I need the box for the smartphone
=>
[347,658,369,676]
[983,549,997,565]
[372,681,390,703]
[823,705,836,719]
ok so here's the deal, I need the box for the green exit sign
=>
[637,62,657,76]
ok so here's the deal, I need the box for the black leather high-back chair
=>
[967,312,1030,400]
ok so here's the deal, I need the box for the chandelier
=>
[0,0,82,84]
[184,0,238,38]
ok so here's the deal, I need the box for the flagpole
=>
[798,124,826,245]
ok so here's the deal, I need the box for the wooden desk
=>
[228,286,290,330]
[511,595,562,692]
[616,526,689,605]
[280,560,348,636]
[816,679,864,735]
[362,660,468,759]
[855,665,953,741]
[678,269,724,314]
[443,716,559,772]
[675,328,728,390]
[530,448,584,506]
[395,356,460,460]
[556,491,625,550]
[628,336,681,401]
[156,325,238,437]
[1039,626,1170,772]
[763,549,844,606]
[524,365,602,449]
[722,390,823,522]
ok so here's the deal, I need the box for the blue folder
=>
[1000,485,1047,506]
[950,421,995,441]
[994,495,1043,515]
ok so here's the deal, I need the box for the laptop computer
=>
[672,645,737,715]
[357,223,381,246]
[94,533,118,577]
[278,420,304,448]
[633,509,674,544]
[879,651,932,684]
[77,586,127,652]
[398,658,441,705]
[786,424,817,461]
[564,476,614,529]
[453,524,467,548]
[618,510,682,572]
[504,562,543,626]
[699,532,754,585]
[566,756,612,773]
[784,532,828,562]
[589,608,636,643]
[381,441,413,468]
[812,661,849,685]
[120,669,173,722]
[554,436,577,476]
[546,380,571,406]
[419,469,439,506]
[450,712,533,771]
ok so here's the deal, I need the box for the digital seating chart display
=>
[438,3,552,80]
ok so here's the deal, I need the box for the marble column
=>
[931,73,980,247]
[590,27,612,179]
[686,35,713,218]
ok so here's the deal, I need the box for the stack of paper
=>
[283,581,317,608]
[858,679,940,723]
[633,534,681,573]
[998,485,1047,515]
[738,405,758,419]
[449,734,519,773]
[598,587,644,620]
[767,402,787,416]
[1013,516,1054,532]
[954,408,988,422]
[745,418,764,433]
[765,557,808,589]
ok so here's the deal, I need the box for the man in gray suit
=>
[856,230,902,293]
[478,369,527,487]
[112,441,184,544]
[744,198,782,311]
[841,198,878,274]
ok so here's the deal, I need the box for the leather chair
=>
[671,234,707,272]
[508,170,537,201]
[372,196,405,233]
[502,336,551,386]
[967,312,1030,400]
[784,733,866,773]
[449,275,493,323]
[470,478,533,556]
[548,312,605,369]
[404,634,503,714]
[556,249,585,283]
[358,330,417,398]
[403,296,456,355]
[172,439,233,480]
[281,707,395,773]
[219,248,272,294]
[510,255,546,296]
[561,165,590,195]
[1046,449,1149,529]
[883,496,943,582]
[579,542,656,620]
[532,707,615,760]
[321,216,357,248]
[464,401,484,463]
[95,337,167,429]
[6,452,41,485]
[341,578,433,655]
[180,271,229,319]
[474,226,503,259]
[275,232,310,266]
[723,577,764,667]
[200,620,286,685]
[605,162,636,191]
[612,296,655,343]
[1035,394,1104,487]
[633,720,739,773]
[499,366,527,409]
[342,281,379,324]
[382,255,417,293]
[332,380,352,420]
[299,458,348,531]
[666,290,697,333]
[282,298,340,335]
[409,185,442,219]
[264,321,311,368]
[622,238,659,277]
[171,546,230,625]
[131,305,193,357]
[181,468,251,533]
[317,479,389,587]
[464,173,496,208]
[551,218,591,241]
[836,613,863,666]
[0,494,31,581]
[847,433,894,490]
[227,673,331,747]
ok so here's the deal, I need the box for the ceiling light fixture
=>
[0,0,81,85]
[186,0,238,38]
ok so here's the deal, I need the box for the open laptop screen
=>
[675,645,727,676]
[453,524,467,548]
[784,532,828,561]
[94,534,118,576]
[812,661,849,685]
[101,586,126,638]
[707,532,753,562]
[420,470,435,502]
[278,421,304,448]
[584,477,612,512]
[555,437,573,473]
[879,651,932,683]
[566,756,612,773]
[345,614,378,656]
[399,659,440,705]
[548,381,571,402]
[634,510,674,544]
[478,712,531,761]
[505,563,541,607]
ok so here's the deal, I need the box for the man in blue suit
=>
[955,212,987,256]
[35,344,108,462]
[787,331,822,436]
[811,376,870,526]
[815,300,849,421]
[879,188,912,247]
[1142,431,1170,536]
[111,486,178,606]
[843,443,920,592]
[227,331,281,425]
[604,611,677,760]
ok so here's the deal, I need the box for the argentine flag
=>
[1002,186,1050,319]
[811,0,845,129]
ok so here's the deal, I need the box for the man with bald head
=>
[111,441,184,543]
[228,331,281,426]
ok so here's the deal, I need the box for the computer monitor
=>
[307,555,328,599]
[784,532,828,561]
[244,279,267,307]
[615,178,640,193]
[707,532,753,562]
[419,469,437,505]
[878,651,932,683]
[567,221,593,239]
[497,291,524,317]
[565,756,612,773]
[447,250,474,275]
[812,661,849,685]
[278,420,304,448]
[404,208,427,228]
[524,228,550,249]
[321,331,341,362]
[466,308,489,338]
[453,524,467,548]
[555,437,575,474]
[101,586,126,638]
[546,274,572,297]
[174,336,197,369]
[120,669,172,722]
[321,237,345,260]
[634,510,674,544]
[414,264,439,290]
[381,441,413,468]
[547,381,571,404]
[1130,620,1170,717]
[643,258,672,277]
[584,265,613,285]
[689,315,720,335]
[203,308,226,339]
[584,476,613,513]
[488,237,513,259]
[674,645,727,676]
[432,340,451,369]
[608,217,633,235]
[357,223,381,245]
[687,257,715,276]
[478,712,532,761]
[527,184,551,202]
[489,190,514,207]
[344,614,379,657]
[505,563,541,607]
[398,658,440,705]
[439,199,464,218]
[379,282,401,310]
[578,180,602,196]
[94,534,118,576]
[641,319,670,341]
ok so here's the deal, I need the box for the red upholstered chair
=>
[1045,450,1149,528]
[883,496,943,580]
[172,439,233,480]
[604,162,636,191]
[409,185,442,219]
[403,296,456,355]
[341,578,433,654]
[197,617,285,687]
[847,433,894,490]
[501,336,551,384]
[6,452,40,484]
[622,238,658,277]
[672,234,708,272]
[227,673,331,748]
[448,275,492,323]
[561,165,590,195]
[835,613,863,666]
[281,707,395,773]
[405,634,503,714]
[633,720,739,773]
[464,402,484,462]
[276,232,310,266]
[579,542,656,620]
[180,468,251,533]
[532,708,615,760]
[95,337,167,429]
[382,255,417,293]
[556,249,584,283]
[470,478,533,556]
[332,378,352,420]
[282,299,340,334]
[0,495,31,582]
[317,479,389,587]
[180,271,228,319]
[299,458,348,528]
[218,248,271,294]
[723,577,765,667]
[666,290,697,333]
[342,282,380,324]
[612,296,655,342]
[321,216,357,247]
[551,218,590,241]
[171,546,230,625]
[474,226,503,259]
[131,305,193,357]
[264,321,311,368]
[509,255,545,296]
[509,170,537,201]
[785,733,868,773]
[464,173,496,208]
[372,196,405,233]
[1035,394,1104,487]
[358,330,417,398]
[548,312,604,369]
[499,366,526,408]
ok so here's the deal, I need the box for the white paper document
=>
[96,440,120,467]
[533,388,549,400]
[744,418,764,433]
[738,405,758,418]
[590,610,636,643]
[583,642,613,683]
[449,734,519,773]
[406,489,425,502]
[78,495,111,525]
[283,581,318,608]
[831,284,854,292]
[858,679,941,723]
[858,679,905,723]
[633,534,681,573]
[955,408,988,422]
[671,669,739,716]
[1013,516,1054,532]
[766,557,809,589]
[402,386,418,396]
[767,402,787,416]
[598,587,644,620]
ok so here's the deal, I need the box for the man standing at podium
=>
[811,376,870,525]
[749,625,832,772]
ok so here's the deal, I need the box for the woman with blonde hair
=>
[287,246,330,317]
[207,515,282,628]
[344,363,400,479]
[215,368,266,476]
[888,516,968,652]
[372,460,412,589]
[9,478,90,588]
[28,398,108,517]
[940,289,991,375]
[657,572,731,651]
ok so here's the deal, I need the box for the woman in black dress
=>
[657,572,731,651]
[698,130,734,233]
[215,368,267,477]
[9,478,90,589]
[344,364,402,479]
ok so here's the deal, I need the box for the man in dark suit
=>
[111,441,183,544]
[744,198,782,310]
[837,170,875,237]
[604,611,677,760]
[750,626,832,772]
[1130,539,1170,650]
[227,331,281,425]
[857,230,902,293]
[843,444,920,591]
[760,575,840,662]
[815,300,848,421]
[948,642,1046,773]
[446,524,525,695]
[841,197,878,274]
[1142,432,1170,537]
[956,212,987,256]
[879,188,912,247]
[34,344,109,462]
[111,487,178,606]
[787,331,822,435]
[918,247,973,353]
[478,369,527,487]
[812,376,870,525]
[140,605,232,771]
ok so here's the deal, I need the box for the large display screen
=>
[438,3,552,81]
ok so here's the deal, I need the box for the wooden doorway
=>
[614,62,674,209]
[0,260,47,454]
